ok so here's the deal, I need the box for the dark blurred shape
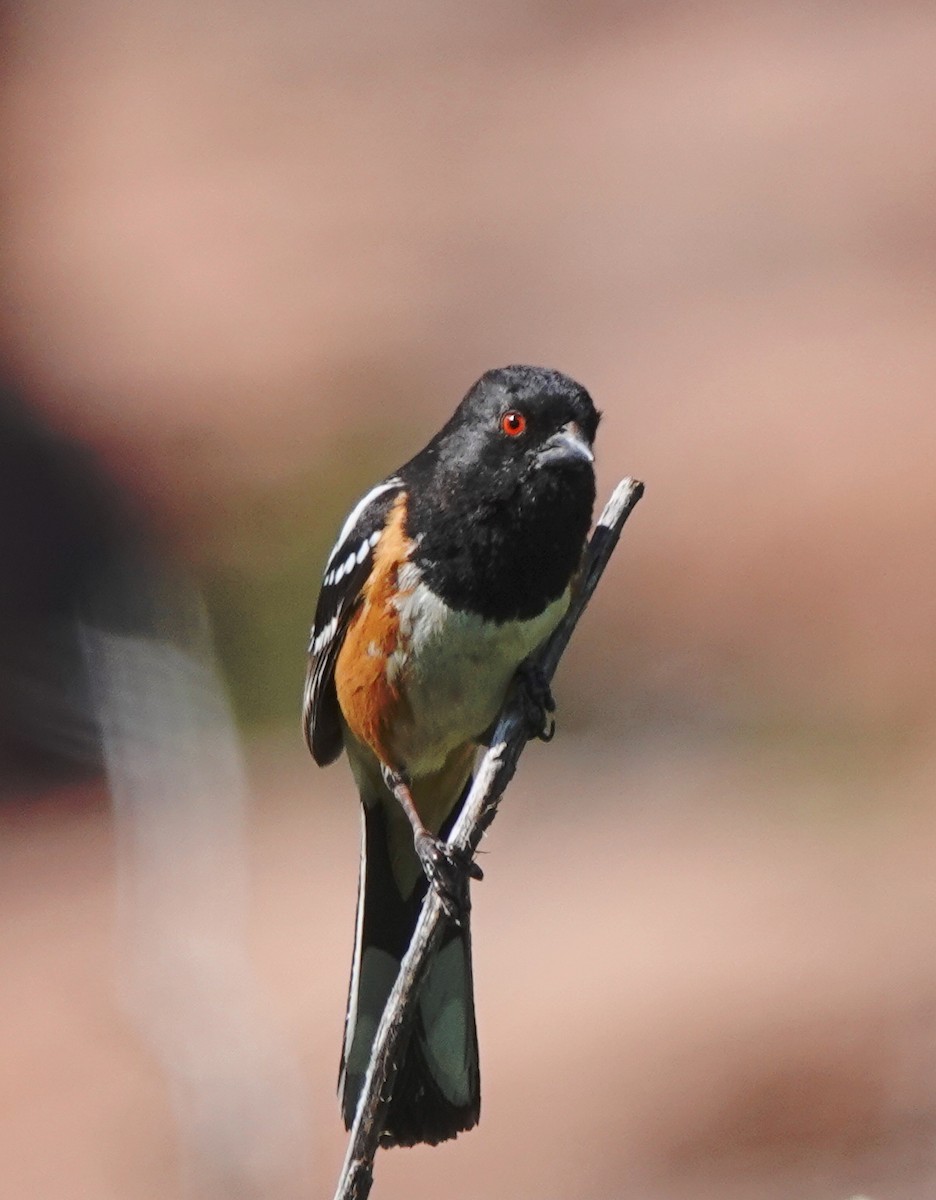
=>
[0,380,311,1196]
[0,383,142,790]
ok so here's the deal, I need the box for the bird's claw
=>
[515,660,556,742]
[414,833,483,925]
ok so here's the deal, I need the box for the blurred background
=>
[2,1,936,1197]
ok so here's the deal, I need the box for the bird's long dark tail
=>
[339,800,480,1147]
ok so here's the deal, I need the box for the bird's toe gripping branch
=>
[514,658,557,743]
[414,832,483,925]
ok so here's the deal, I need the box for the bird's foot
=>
[414,832,483,925]
[515,659,556,742]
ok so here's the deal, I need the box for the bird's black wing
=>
[302,478,403,765]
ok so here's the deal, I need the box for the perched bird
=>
[302,364,599,1146]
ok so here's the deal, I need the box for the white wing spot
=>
[310,615,338,656]
[326,478,401,568]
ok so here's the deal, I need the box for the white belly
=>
[386,572,569,777]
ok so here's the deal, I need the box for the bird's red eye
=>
[501,409,526,437]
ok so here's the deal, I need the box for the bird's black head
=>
[404,365,601,620]
[433,364,600,492]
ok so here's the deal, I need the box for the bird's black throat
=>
[405,460,595,623]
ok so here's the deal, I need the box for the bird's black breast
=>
[406,465,595,623]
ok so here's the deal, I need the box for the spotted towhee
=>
[302,364,599,1147]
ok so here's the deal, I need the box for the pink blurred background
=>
[2,2,936,1197]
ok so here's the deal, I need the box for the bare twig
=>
[333,477,645,1200]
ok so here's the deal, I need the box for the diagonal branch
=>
[333,476,645,1200]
